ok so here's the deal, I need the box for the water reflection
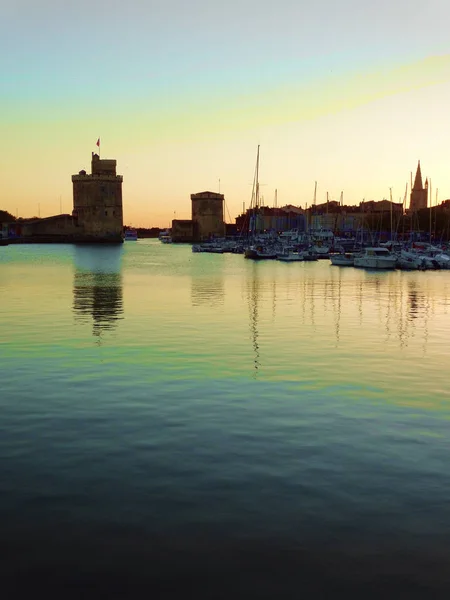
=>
[190,259,224,307]
[408,279,422,320]
[72,245,123,340]
[275,266,448,354]
[247,264,261,377]
[191,278,225,306]
[326,269,446,350]
[333,268,342,344]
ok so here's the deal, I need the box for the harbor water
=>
[1,240,450,597]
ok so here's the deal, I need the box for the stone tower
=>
[72,153,123,242]
[191,191,225,241]
[409,161,428,212]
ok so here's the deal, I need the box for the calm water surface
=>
[1,240,450,597]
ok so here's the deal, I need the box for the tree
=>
[0,210,16,223]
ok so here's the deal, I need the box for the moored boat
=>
[330,252,354,266]
[353,247,396,270]
[244,245,278,260]
[277,251,304,262]
[299,248,318,261]
[311,244,330,259]
[192,243,224,253]
[124,228,138,241]
[433,253,450,269]
[159,229,172,243]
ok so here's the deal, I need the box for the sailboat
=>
[244,146,278,260]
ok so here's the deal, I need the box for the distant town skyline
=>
[2,1,449,228]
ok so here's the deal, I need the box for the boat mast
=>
[402,183,408,242]
[248,145,260,238]
[435,188,438,240]
[429,177,432,244]
[255,145,260,233]
[256,145,260,207]
[389,187,393,242]
[312,182,317,236]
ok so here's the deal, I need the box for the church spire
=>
[409,160,428,212]
[413,161,423,190]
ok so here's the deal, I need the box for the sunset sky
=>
[2,0,450,227]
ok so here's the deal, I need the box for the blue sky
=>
[1,0,449,226]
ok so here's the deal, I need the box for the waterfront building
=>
[236,205,305,235]
[360,199,403,215]
[20,214,78,238]
[339,214,360,233]
[309,213,338,232]
[1,222,10,238]
[171,219,194,243]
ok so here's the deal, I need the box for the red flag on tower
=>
[96,138,100,147]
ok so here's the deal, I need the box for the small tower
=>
[409,161,428,212]
[191,191,225,241]
[72,153,123,242]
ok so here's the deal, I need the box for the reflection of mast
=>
[272,280,277,321]
[398,275,406,348]
[407,279,429,353]
[309,272,315,329]
[358,281,363,326]
[248,265,260,376]
[385,278,394,342]
[408,280,419,320]
[334,269,342,345]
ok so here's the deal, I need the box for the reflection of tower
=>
[73,272,123,337]
[409,161,428,212]
[73,246,123,339]
[247,264,261,376]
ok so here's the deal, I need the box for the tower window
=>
[105,210,108,216]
